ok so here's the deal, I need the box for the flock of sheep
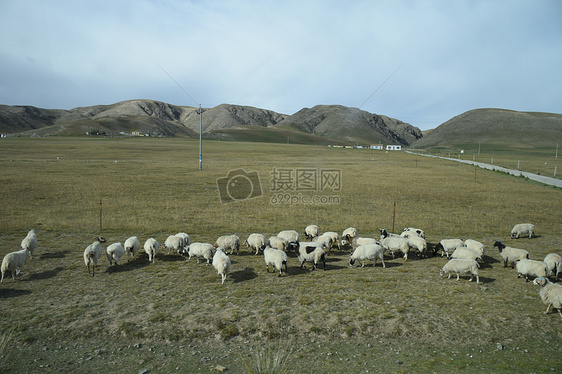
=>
[1,223,561,319]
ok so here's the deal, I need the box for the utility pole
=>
[199,104,202,171]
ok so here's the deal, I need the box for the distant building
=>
[370,144,383,150]
[386,145,402,151]
[0,133,6,138]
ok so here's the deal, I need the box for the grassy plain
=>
[0,137,561,373]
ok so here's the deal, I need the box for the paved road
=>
[406,151,562,188]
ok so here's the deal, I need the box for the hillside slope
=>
[412,108,562,148]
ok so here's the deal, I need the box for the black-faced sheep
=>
[349,244,385,268]
[289,241,326,270]
[440,258,480,283]
[304,225,319,240]
[493,240,529,268]
[510,223,535,239]
[400,228,425,239]
[244,233,267,255]
[1,249,28,283]
[515,259,547,282]
[21,229,38,259]
[84,237,106,277]
[214,234,240,255]
[212,247,231,284]
[533,277,562,319]
[124,236,140,261]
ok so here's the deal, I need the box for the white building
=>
[386,145,402,151]
[370,144,383,150]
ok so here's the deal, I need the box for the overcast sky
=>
[1,0,561,130]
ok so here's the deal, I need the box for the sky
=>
[0,0,561,130]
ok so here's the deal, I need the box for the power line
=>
[359,59,408,110]
[154,61,199,106]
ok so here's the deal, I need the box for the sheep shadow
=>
[28,267,65,280]
[379,260,403,268]
[159,254,186,262]
[40,250,71,259]
[477,276,496,284]
[105,259,149,273]
[231,267,258,283]
[0,288,32,298]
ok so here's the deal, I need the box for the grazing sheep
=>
[106,242,124,266]
[21,229,38,259]
[342,227,358,244]
[511,223,535,239]
[261,245,288,276]
[434,239,464,258]
[533,277,562,319]
[1,249,28,283]
[406,236,428,258]
[290,241,326,270]
[322,231,341,250]
[143,238,160,263]
[493,241,530,268]
[184,242,215,264]
[464,239,485,257]
[244,233,267,255]
[451,246,483,263]
[266,236,288,252]
[516,259,547,282]
[214,234,240,255]
[124,236,140,261]
[212,247,231,284]
[402,227,425,239]
[278,230,299,244]
[304,225,319,240]
[349,244,385,268]
[348,237,379,250]
[544,253,561,279]
[175,232,191,251]
[440,258,480,283]
[380,236,410,260]
[83,237,106,277]
[312,234,334,251]
[164,235,183,255]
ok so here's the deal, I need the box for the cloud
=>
[0,0,560,130]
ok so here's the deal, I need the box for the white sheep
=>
[1,249,28,283]
[83,237,106,277]
[212,247,231,284]
[214,234,240,255]
[278,230,299,244]
[402,227,425,239]
[262,246,288,276]
[349,244,385,268]
[533,277,562,319]
[106,242,125,266]
[143,237,160,263]
[266,236,288,252]
[21,229,38,259]
[322,231,341,250]
[342,227,358,244]
[434,239,464,258]
[291,241,326,270]
[312,234,334,251]
[175,232,191,251]
[244,233,267,255]
[406,236,428,257]
[450,246,483,263]
[440,258,480,283]
[164,235,183,255]
[516,259,547,282]
[544,253,561,279]
[380,236,410,260]
[493,240,529,268]
[510,223,535,239]
[464,239,485,257]
[304,225,319,240]
[184,242,215,264]
[348,237,379,251]
[124,236,140,261]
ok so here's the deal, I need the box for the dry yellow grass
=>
[0,137,561,373]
